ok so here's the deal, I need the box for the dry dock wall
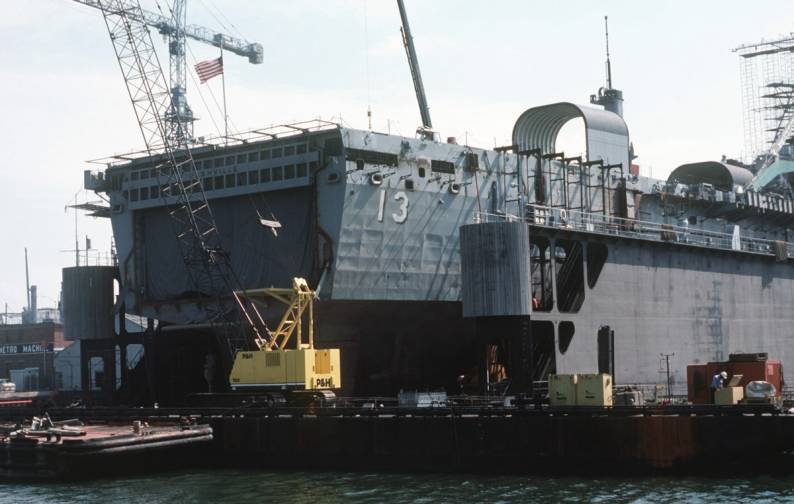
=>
[208,412,794,472]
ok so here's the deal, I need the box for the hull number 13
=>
[377,189,408,224]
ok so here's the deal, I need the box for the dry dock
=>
[0,403,790,475]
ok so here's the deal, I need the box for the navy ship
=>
[76,5,794,401]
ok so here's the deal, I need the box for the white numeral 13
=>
[377,189,409,224]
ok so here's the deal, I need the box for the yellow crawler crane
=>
[229,278,341,392]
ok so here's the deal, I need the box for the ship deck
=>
[481,203,794,258]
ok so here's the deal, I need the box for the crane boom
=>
[733,34,794,59]
[92,0,267,352]
[396,0,434,139]
[73,0,263,62]
[74,0,262,142]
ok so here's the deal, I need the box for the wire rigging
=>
[186,44,240,137]
[197,0,245,40]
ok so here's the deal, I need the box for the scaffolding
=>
[735,35,794,164]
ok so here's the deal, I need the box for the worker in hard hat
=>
[710,370,728,404]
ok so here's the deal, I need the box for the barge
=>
[0,416,212,480]
[0,403,790,475]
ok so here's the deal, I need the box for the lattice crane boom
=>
[73,0,263,61]
[74,0,263,142]
[92,0,266,349]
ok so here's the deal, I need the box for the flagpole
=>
[220,44,228,145]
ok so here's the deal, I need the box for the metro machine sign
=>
[0,343,53,355]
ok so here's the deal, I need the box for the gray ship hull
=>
[83,111,794,398]
[527,227,794,393]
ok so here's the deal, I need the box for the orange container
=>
[687,358,783,404]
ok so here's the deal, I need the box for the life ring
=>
[559,208,568,223]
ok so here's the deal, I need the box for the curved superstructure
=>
[512,102,630,172]
[668,161,753,191]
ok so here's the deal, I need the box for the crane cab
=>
[229,347,340,391]
[228,278,341,393]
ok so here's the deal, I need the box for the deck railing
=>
[475,204,794,258]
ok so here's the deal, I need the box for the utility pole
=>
[660,352,675,402]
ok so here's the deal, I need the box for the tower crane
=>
[73,0,263,142]
[83,0,269,354]
[80,1,342,404]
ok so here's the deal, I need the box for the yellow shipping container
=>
[576,373,613,406]
[549,374,578,406]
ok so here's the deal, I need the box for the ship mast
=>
[590,16,624,117]
[397,0,435,140]
[604,14,613,90]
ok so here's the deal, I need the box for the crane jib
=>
[87,0,269,356]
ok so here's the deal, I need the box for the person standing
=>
[710,370,727,403]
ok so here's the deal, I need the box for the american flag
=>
[194,57,224,83]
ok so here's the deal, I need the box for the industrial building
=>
[0,322,69,391]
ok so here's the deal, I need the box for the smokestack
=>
[24,248,30,315]
[29,286,37,325]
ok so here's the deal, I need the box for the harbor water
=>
[2,470,794,503]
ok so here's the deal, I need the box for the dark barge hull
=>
[0,424,213,480]
[1,406,791,474]
[208,408,794,473]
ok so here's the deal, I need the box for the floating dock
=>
[0,403,790,475]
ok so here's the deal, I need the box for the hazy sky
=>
[1,0,792,313]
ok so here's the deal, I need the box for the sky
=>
[0,0,792,313]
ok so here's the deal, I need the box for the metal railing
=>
[475,204,794,258]
[86,119,340,166]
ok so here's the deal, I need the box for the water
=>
[2,470,794,503]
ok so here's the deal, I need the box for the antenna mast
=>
[604,15,612,89]
[590,15,624,117]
